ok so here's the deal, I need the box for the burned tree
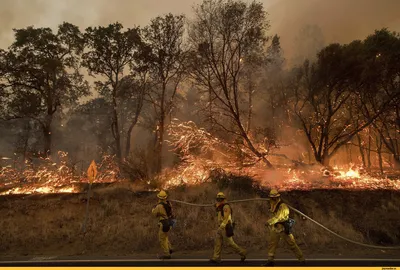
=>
[0,23,89,157]
[142,14,187,173]
[188,0,274,167]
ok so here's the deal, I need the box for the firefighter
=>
[152,190,174,259]
[210,192,247,263]
[263,189,305,266]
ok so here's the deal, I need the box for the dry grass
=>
[0,182,399,257]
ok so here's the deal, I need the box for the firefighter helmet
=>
[269,189,281,198]
[216,192,226,199]
[157,190,168,199]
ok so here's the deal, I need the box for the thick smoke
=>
[1,0,399,168]
[2,0,399,60]
[267,0,400,65]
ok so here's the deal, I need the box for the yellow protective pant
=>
[267,230,304,261]
[212,228,246,261]
[158,224,172,256]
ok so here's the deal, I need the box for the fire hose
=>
[169,198,400,250]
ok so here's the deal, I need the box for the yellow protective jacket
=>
[267,201,289,232]
[152,201,168,221]
[216,203,232,228]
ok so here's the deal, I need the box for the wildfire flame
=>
[0,152,120,195]
[1,122,399,195]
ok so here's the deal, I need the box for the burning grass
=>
[0,152,120,195]
[1,121,400,195]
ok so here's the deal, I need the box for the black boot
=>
[262,260,274,266]
[159,255,171,260]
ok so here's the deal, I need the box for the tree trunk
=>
[41,114,53,158]
[124,92,144,158]
[246,81,253,133]
[393,155,400,169]
[112,107,122,161]
[376,135,384,174]
[314,152,322,165]
[315,149,330,167]
[154,81,167,174]
[111,82,122,162]
[356,133,366,167]
[367,129,372,169]
[23,121,31,160]
[154,118,164,173]
[322,155,330,167]
[345,144,350,164]
[43,125,52,157]
[235,114,273,168]
[348,143,352,163]
[125,116,140,159]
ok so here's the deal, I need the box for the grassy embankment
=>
[0,177,399,257]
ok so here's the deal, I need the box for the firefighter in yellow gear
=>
[152,190,174,259]
[210,192,247,263]
[263,189,305,266]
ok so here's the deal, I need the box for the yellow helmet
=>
[269,189,280,198]
[157,190,168,199]
[216,192,226,199]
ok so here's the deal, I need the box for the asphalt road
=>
[1,256,400,266]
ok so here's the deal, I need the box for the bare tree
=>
[188,0,274,167]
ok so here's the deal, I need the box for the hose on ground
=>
[169,198,400,250]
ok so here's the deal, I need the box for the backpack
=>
[273,201,295,235]
[216,203,232,217]
[159,201,174,218]
[216,203,235,237]
[159,201,176,232]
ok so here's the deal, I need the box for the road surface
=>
[1,254,399,266]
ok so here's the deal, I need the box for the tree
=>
[0,22,89,157]
[142,14,187,173]
[120,75,148,159]
[360,29,400,168]
[258,34,288,136]
[82,22,144,161]
[290,33,398,166]
[63,98,114,161]
[188,0,274,167]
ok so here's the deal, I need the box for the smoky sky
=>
[1,0,399,60]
